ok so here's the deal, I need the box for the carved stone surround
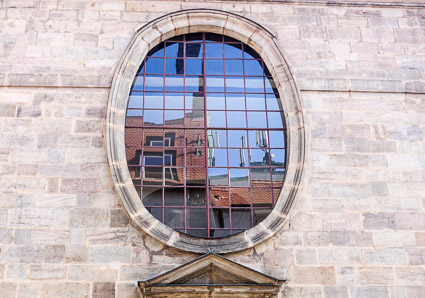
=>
[107,9,305,253]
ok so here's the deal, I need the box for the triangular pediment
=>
[138,253,285,297]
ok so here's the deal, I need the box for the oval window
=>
[125,33,286,238]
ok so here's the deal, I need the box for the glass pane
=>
[164,208,184,228]
[185,76,203,92]
[244,60,263,76]
[149,43,165,57]
[186,42,202,58]
[265,77,278,93]
[186,129,205,146]
[249,149,270,167]
[143,129,164,147]
[164,76,184,92]
[165,58,183,74]
[208,148,227,167]
[165,167,183,185]
[186,229,207,238]
[272,188,282,203]
[210,209,230,237]
[205,33,222,42]
[132,76,144,91]
[229,168,249,186]
[252,188,273,206]
[185,59,203,75]
[164,188,184,206]
[206,93,225,110]
[210,189,229,207]
[125,110,142,126]
[206,59,224,75]
[224,43,243,58]
[205,43,223,58]
[230,188,250,205]
[248,130,269,148]
[225,77,244,92]
[144,92,163,109]
[144,75,163,92]
[207,129,226,148]
[244,45,260,59]
[206,76,224,92]
[165,42,183,58]
[186,148,205,168]
[225,60,243,75]
[228,149,248,167]
[126,143,141,164]
[227,111,246,128]
[164,110,184,126]
[207,111,226,128]
[185,110,204,127]
[186,168,206,186]
[145,57,163,74]
[128,93,143,109]
[186,93,204,110]
[231,209,251,229]
[227,130,247,148]
[271,149,285,166]
[245,77,264,93]
[143,110,163,126]
[247,112,267,128]
[226,94,245,110]
[267,112,285,129]
[266,94,281,111]
[187,209,207,229]
[209,168,228,186]
[165,93,184,109]
[269,131,285,148]
[186,189,206,206]
[271,168,285,182]
[142,187,162,206]
[246,94,265,111]
[253,209,272,225]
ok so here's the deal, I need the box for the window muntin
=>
[125,33,286,238]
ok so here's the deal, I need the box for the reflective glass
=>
[231,209,251,229]
[185,43,203,58]
[165,93,184,109]
[142,187,162,206]
[185,93,204,110]
[268,131,285,148]
[207,111,226,128]
[253,209,272,224]
[165,58,183,74]
[128,93,143,109]
[144,75,163,92]
[205,43,223,58]
[225,60,243,75]
[144,92,163,109]
[265,77,278,93]
[208,148,227,167]
[165,42,183,58]
[132,76,144,91]
[143,110,163,126]
[206,76,225,92]
[186,168,206,186]
[205,59,224,75]
[247,112,267,128]
[206,93,225,110]
[149,43,165,57]
[246,94,266,111]
[186,209,207,229]
[267,112,285,129]
[227,111,246,128]
[224,43,243,58]
[207,129,226,148]
[164,110,184,126]
[249,149,269,167]
[270,149,285,166]
[228,149,248,167]
[164,188,184,206]
[186,189,206,206]
[227,130,247,148]
[245,77,264,93]
[164,76,183,92]
[226,94,245,110]
[185,76,203,92]
[145,58,164,74]
[225,77,244,92]
[248,130,269,148]
[185,110,204,127]
[164,208,184,227]
[186,129,205,147]
[209,168,229,186]
[244,60,263,76]
[229,168,249,186]
[185,59,203,75]
[266,94,281,111]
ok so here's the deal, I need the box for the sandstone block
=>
[89,246,132,263]
[295,248,317,265]
[28,264,66,280]
[350,286,389,298]
[40,282,89,297]
[323,286,348,298]
[396,268,425,286]
[293,266,336,285]
[61,179,102,194]
[93,282,115,298]
[357,267,394,285]
[69,208,109,228]
[363,248,407,265]
[319,249,360,265]
[44,245,66,263]
[69,265,118,282]
[0,283,17,297]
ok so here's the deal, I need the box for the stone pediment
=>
[138,253,285,297]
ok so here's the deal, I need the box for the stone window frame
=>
[107,9,305,254]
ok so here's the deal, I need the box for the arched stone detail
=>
[107,9,305,254]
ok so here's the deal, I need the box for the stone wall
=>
[0,1,424,297]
